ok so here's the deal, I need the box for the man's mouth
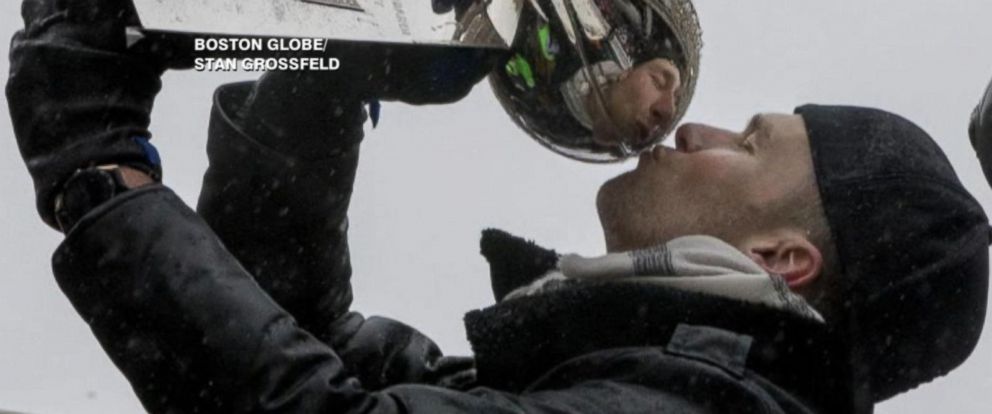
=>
[637,121,664,144]
[635,122,651,144]
[637,145,673,167]
[653,145,676,159]
[674,124,692,152]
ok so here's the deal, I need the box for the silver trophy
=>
[131,0,702,162]
[481,0,702,162]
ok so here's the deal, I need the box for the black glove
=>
[371,43,505,105]
[260,40,503,107]
[19,0,138,50]
[969,77,992,188]
[20,0,190,70]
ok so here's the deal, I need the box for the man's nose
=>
[646,94,675,133]
[675,123,739,152]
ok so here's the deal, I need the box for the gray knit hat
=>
[796,105,991,401]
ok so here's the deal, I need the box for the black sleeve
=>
[193,38,500,327]
[197,79,476,392]
[193,39,491,325]
[51,186,622,413]
[194,44,402,331]
[196,79,362,334]
[6,0,165,230]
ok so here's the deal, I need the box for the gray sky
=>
[2,1,991,413]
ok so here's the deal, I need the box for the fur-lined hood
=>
[465,230,865,413]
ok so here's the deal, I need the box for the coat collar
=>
[465,230,865,413]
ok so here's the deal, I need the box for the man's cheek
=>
[608,94,638,132]
[598,172,637,213]
[681,153,741,184]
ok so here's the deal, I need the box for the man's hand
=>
[21,0,189,70]
[372,44,505,105]
[969,77,992,188]
[20,0,139,51]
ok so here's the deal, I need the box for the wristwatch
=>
[54,164,156,232]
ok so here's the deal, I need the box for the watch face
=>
[55,169,122,231]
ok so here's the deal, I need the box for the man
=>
[7,1,990,413]
[585,58,682,147]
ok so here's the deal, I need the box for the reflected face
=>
[597,114,814,252]
[587,58,682,149]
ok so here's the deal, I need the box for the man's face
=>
[587,58,681,148]
[597,114,815,252]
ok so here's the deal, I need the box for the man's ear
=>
[743,234,823,289]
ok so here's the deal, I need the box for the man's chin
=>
[596,172,628,215]
[596,171,639,252]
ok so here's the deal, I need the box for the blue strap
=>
[132,136,161,168]
[368,100,382,128]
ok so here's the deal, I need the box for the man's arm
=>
[197,77,363,337]
[54,184,637,413]
[197,77,475,391]
[8,0,488,405]
[195,34,500,389]
[6,0,165,230]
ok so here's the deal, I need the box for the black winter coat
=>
[8,5,868,412]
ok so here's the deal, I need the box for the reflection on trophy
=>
[462,0,702,162]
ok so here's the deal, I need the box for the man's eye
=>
[651,75,665,90]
